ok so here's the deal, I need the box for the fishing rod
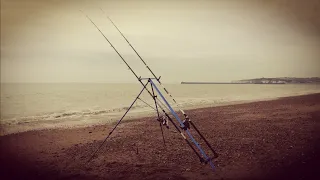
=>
[100,9,180,108]
[81,12,140,80]
[82,11,216,169]
[100,9,218,158]
[100,8,158,79]
[81,11,168,162]
[81,11,161,106]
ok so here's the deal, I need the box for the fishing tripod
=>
[87,77,218,171]
[81,10,218,171]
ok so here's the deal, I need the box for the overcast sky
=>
[1,0,320,83]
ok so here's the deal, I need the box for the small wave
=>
[1,104,152,126]
[1,97,249,128]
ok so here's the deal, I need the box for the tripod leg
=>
[159,120,166,147]
[86,81,150,163]
[150,80,166,147]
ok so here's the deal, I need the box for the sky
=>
[1,0,320,83]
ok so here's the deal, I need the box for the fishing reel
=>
[157,115,169,129]
[180,114,190,130]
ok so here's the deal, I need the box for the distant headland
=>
[181,77,320,84]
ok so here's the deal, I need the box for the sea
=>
[1,83,320,135]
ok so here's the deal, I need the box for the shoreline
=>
[1,93,319,180]
[1,92,318,136]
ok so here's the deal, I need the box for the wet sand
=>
[1,93,320,180]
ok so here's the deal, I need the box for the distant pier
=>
[181,82,252,84]
[181,77,320,85]
[181,81,286,84]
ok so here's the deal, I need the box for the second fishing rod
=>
[100,10,179,104]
